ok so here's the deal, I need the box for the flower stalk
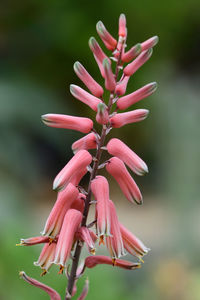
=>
[18,13,158,300]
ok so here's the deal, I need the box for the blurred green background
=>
[1,0,200,299]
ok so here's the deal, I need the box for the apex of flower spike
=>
[96,21,117,51]
[96,102,109,125]
[118,14,127,38]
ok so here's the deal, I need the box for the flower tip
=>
[131,263,141,270]
[53,179,62,192]
[96,20,104,32]
[152,35,159,46]
[150,82,158,93]
[73,61,81,73]
[19,271,25,277]
[88,37,96,49]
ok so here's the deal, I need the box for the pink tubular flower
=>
[17,236,56,246]
[89,37,110,78]
[117,82,157,110]
[141,36,159,51]
[41,114,93,134]
[96,102,109,125]
[42,183,79,237]
[123,48,153,77]
[106,157,143,205]
[107,138,148,175]
[76,227,96,254]
[91,176,111,238]
[121,43,142,63]
[115,75,130,96]
[103,58,116,91]
[110,109,149,128]
[84,255,141,270]
[53,209,82,269]
[118,13,127,38]
[73,61,104,98]
[53,150,92,191]
[72,133,97,153]
[19,271,61,300]
[34,243,57,275]
[96,21,117,51]
[106,200,125,258]
[70,84,102,112]
[120,223,150,258]
[71,193,85,213]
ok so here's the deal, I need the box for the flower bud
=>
[96,102,109,125]
[70,84,102,112]
[96,21,117,51]
[117,82,157,110]
[42,114,93,134]
[73,61,104,97]
[103,58,116,91]
[110,109,149,128]
[123,48,153,77]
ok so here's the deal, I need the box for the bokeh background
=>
[1,0,200,299]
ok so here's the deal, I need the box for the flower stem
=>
[65,40,123,300]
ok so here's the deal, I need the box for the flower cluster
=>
[18,14,158,300]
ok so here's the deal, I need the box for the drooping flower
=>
[96,102,109,125]
[84,255,141,270]
[53,150,92,191]
[41,114,93,134]
[70,84,102,112]
[53,209,82,270]
[110,109,149,128]
[107,138,148,175]
[89,37,110,78]
[106,200,125,258]
[34,243,57,275]
[73,61,104,98]
[96,21,117,51]
[117,82,157,110]
[123,48,153,77]
[120,223,150,258]
[19,271,61,300]
[106,157,143,204]
[70,168,88,186]
[41,183,79,237]
[71,193,85,213]
[76,227,96,254]
[91,176,111,239]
